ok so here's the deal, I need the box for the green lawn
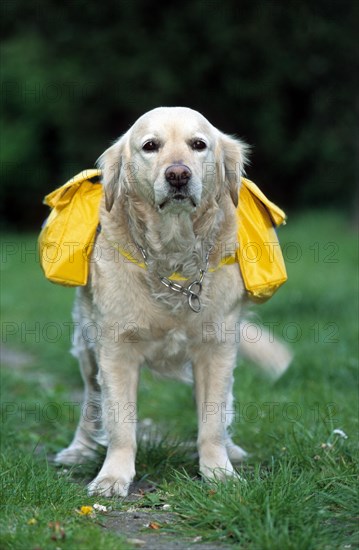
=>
[1,211,358,549]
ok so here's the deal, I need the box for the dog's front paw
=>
[87,474,132,497]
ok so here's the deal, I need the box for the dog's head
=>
[98,107,249,214]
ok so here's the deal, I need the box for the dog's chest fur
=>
[143,327,193,381]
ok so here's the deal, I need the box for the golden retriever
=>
[55,107,291,496]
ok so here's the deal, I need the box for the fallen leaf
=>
[149,521,161,530]
[48,521,65,540]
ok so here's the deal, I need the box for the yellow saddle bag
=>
[38,169,102,286]
[39,170,287,301]
[237,178,287,302]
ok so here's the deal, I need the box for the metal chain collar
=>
[138,245,213,313]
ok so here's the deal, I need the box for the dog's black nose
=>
[165,164,192,188]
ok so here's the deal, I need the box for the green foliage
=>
[160,458,358,549]
[0,463,128,550]
[1,0,357,229]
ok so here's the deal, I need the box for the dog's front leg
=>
[193,344,237,480]
[88,344,140,497]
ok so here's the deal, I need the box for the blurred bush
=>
[1,0,357,229]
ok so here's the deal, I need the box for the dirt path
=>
[104,509,228,549]
[102,481,229,549]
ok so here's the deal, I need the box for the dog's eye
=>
[191,140,207,151]
[142,140,159,152]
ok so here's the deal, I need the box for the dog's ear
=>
[219,134,249,207]
[97,136,126,212]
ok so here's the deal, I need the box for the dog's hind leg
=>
[224,388,248,463]
[54,343,102,465]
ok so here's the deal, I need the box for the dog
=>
[54,107,292,496]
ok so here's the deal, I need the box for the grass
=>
[1,210,358,549]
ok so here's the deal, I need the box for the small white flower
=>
[93,503,107,512]
[332,429,348,439]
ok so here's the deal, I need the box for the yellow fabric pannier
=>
[38,170,287,301]
[38,170,103,286]
[237,178,287,302]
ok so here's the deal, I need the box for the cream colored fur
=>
[55,107,292,496]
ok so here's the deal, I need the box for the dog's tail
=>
[239,321,293,379]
